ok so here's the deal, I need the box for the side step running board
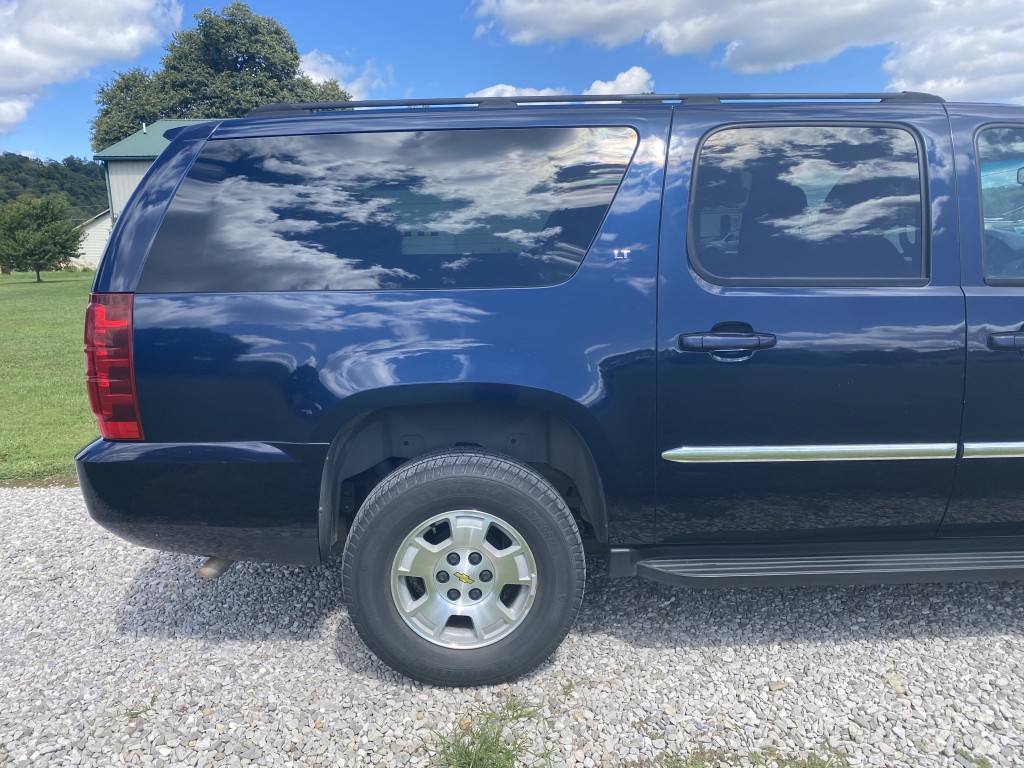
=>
[611,549,1024,588]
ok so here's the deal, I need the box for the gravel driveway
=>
[1,487,1023,767]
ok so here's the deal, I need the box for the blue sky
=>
[2,0,1022,162]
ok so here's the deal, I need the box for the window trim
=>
[139,124,641,294]
[686,121,931,288]
[975,122,1024,287]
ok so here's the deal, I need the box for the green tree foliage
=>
[91,2,350,151]
[984,184,1024,221]
[0,153,107,222]
[90,68,165,155]
[0,195,85,282]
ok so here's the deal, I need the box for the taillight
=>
[85,293,143,440]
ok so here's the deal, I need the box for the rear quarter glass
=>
[137,126,639,292]
[977,125,1024,283]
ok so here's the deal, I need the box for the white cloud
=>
[885,22,1024,103]
[300,50,393,100]
[0,98,33,133]
[17,149,38,159]
[0,0,182,133]
[584,66,653,95]
[467,84,567,97]
[468,66,653,99]
[475,0,1024,103]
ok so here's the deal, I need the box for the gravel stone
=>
[2,487,1024,766]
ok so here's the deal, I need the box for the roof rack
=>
[246,91,944,118]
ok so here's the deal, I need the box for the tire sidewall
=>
[344,460,582,685]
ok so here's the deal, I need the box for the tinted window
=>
[690,125,925,284]
[978,126,1024,282]
[138,127,638,292]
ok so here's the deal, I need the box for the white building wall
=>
[107,160,153,217]
[72,214,113,269]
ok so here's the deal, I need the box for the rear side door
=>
[943,108,1024,535]
[655,102,965,545]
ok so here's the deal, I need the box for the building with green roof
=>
[94,119,211,218]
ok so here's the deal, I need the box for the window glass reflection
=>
[139,127,638,292]
[978,127,1024,281]
[691,125,924,283]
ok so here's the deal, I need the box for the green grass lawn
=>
[0,270,98,484]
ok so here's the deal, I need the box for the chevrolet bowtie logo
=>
[454,572,474,585]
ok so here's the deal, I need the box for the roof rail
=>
[246,91,944,118]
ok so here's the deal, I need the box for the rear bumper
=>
[75,439,329,565]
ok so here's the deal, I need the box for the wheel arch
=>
[316,387,611,559]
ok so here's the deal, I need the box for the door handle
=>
[678,332,777,352]
[987,332,1024,351]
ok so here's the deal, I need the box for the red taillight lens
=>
[85,293,143,440]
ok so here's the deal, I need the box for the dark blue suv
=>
[77,92,1024,685]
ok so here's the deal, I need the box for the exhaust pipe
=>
[196,556,235,580]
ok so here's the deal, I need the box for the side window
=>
[138,126,638,292]
[690,125,925,284]
[978,126,1024,283]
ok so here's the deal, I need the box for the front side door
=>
[655,103,965,545]
[943,108,1024,536]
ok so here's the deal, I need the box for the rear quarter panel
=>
[130,107,671,546]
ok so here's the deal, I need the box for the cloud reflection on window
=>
[692,125,925,282]
[139,126,638,292]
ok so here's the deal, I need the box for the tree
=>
[0,195,84,282]
[0,153,107,221]
[90,68,165,153]
[90,2,350,151]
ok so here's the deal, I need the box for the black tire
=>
[341,449,585,686]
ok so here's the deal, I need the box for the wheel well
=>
[318,404,608,556]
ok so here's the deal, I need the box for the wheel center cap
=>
[436,548,493,605]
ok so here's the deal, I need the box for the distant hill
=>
[0,153,107,223]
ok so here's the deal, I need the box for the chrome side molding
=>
[962,442,1024,459]
[661,443,958,463]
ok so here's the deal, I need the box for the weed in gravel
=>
[749,747,851,767]
[431,695,551,768]
[626,746,850,768]
[655,750,720,767]
[633,713,668,741]
[623,750,730,767]
[122,693,157,720]
[955,748,994,768]
[560,678,577,701]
